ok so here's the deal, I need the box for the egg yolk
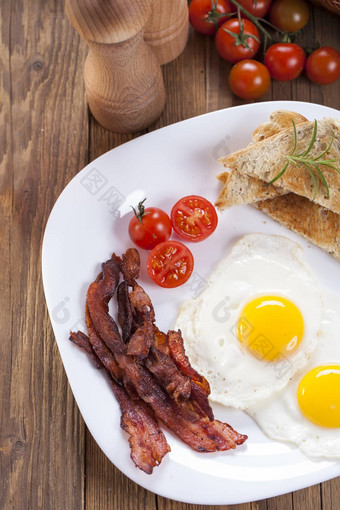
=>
[237,295,304,362]
[297,365,340,428]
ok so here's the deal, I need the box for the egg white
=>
[175,234,322,410]
[246,290,340,459]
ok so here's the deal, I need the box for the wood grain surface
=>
[1,1,340,509]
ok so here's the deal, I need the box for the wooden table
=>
[1,1,340,509]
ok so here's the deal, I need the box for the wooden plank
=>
[0,2,13,509]
[321,476,340,509]
[293,485,321,510]
[85,436,157,510]
[0,1,88,509]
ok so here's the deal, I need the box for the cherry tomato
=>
[147,241,194,288]
[264,43,306,81]
[215,18,260,63]
[229,59,271,99]
[235,0,272,18]
[189,0,232,35]
[269,0,309,32]
[305,47,340,85]
[128,199,172,250]
[171,195,218,242]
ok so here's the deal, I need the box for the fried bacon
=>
[129,283,155,322]
[86,259,126,356]
[144,346,192,400]
[117,281,133,343]
[167,329,214,421]
[126,322,154,359]
[167,329,211,394]
[69,330,169,473]
[121,248,140,284]
[70,249,247,473]
[117,385,171,474]
[69,330,101,369]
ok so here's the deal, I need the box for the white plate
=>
[42,101,340,505]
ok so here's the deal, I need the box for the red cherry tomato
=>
[128,199,172,250]
[305,46,340,85]
[236,0,272,18]
[229,59,271,99]
[147,241,194,288]
[215,18,260,63]
[189,0,232,35]
[269,0,309,32]
[264,43,306,81]
[171,195,218,242]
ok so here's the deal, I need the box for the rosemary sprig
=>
[268,119,339,200]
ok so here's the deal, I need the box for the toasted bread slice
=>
[254,193,340,260]
[215,170,287,209]
[218,117,340,215]
[252,110,308,142]
[215,110,308,210]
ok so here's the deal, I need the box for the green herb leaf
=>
[268,119,338,200]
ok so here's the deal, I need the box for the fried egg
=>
[246,290,340,459]
[175,234,322,409]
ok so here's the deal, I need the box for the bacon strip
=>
[129,283,155,323]
[115,351,246,452]
[69,330,101,369]
[117,281,134,343]
[167,330,214,420]
[144,346,192,400]
[121,248,140,284]
[87,259,127,356]
[112,381,170,474]
[168,329,211,394]
[69,330,170,473]
[126,322,154,359]
[86,304,123,382]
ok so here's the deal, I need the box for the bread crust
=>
[215,170,287,209]
[216,110,307,210]
[218,117,340,215]
[254,193,340,260]
[252,110,308,142]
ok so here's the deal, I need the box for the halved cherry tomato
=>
[189,0,233,35]
[215,18,260,63]
[128,199,172,250]
[305,47,340,85]
[264,43,306,81]
[147,241,194,288]
[171,195,218,242]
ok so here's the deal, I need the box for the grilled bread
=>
[218,116,340,214]
[215,170,288,209]
[216,110,307,210]
[252,110,308,142]
[254,193,340,260]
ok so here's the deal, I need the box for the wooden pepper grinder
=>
[65,0,188,133]
[144,0,189,65]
